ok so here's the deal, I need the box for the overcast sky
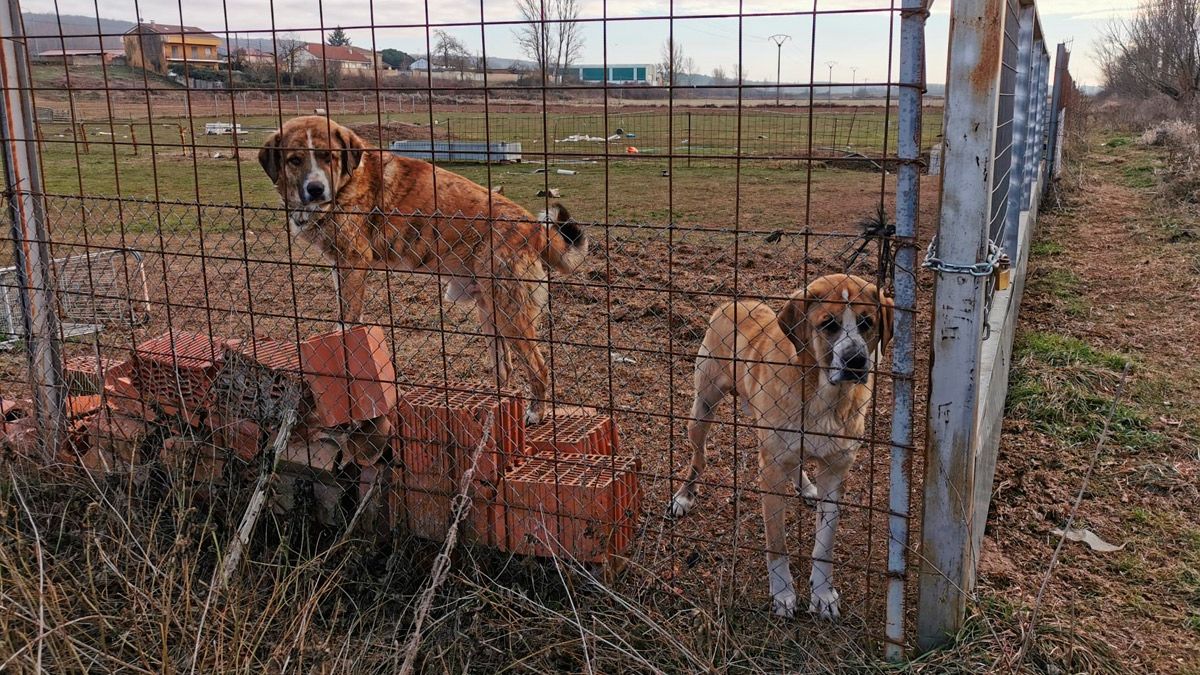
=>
[27,0,1141,86]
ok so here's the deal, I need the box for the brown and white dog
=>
[258,116,587,423]
[668,274,893,619]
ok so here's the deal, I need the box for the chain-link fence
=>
[0,0,1072,668]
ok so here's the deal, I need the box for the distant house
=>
[123,22,222,75]
[34,48,122,66]
[235,47,275,66]
[297,43,375,73]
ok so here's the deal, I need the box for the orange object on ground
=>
[396,383,526,484]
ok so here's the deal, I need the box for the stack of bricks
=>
[22,325,645,568]
[388,393,642,564]
[393,383,526,547]
[131,330,225,425]
[503,453,642,563]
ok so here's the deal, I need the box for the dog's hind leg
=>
[795,469,819,505]
[490,275,550,425]
[668,353,729,518]
[475,297,513,387]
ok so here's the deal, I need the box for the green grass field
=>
[34,106,941,235]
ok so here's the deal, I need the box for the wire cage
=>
[0,0,1078,668]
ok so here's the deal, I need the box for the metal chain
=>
[921,236,1004,277]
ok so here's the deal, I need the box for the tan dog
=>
[258,116,587,423]
[668,274,893,619]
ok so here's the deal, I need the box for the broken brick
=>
[300,325,398,427]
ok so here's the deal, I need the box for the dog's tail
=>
[539,202,588,273]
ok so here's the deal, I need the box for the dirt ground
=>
[0,161,939,655]
[9,97,1200,670]
[974,134,1200,672]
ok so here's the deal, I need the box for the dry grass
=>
[1,455,909,673]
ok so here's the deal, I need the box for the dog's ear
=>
[258,130,282,183]
[777,289,809,356]
[877,287,894,352]
[335,125,366,177]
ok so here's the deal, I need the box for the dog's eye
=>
[287,156,303,167]
[857,315,874,332]
[819,318,840,334]
[316,151,332,162]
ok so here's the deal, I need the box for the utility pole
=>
[769,34,790,106]
[850,66,858,99]
[825,60,837,107]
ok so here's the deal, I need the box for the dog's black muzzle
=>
[837,351,871,383]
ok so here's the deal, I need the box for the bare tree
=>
[275,33,307,76]
[711,65,729,85]
[513,0,585,83]
[659,38,695,86]
[433,29,471,76]
[553,0,584,82]
[1097,0,1200,105]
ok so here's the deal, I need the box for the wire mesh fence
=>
[0,0,1069,667]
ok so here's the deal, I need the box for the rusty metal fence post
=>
[919,0,1060,651]
[1048,43,1071,179]
[0,0,65,459]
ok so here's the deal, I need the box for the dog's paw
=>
[808,585,841,620]
[524,405,543,426]
[800,482,819,507]
[796,471,820,507]
[666,490,696,518]
[771,589,798,618]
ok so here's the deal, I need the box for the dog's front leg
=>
[808,454,852,620]
[333,261,368,324]
[759,443,798,618]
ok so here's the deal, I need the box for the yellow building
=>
[123,22,222,75]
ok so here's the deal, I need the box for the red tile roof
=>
[126,22,219,41]
[303,43,373,63]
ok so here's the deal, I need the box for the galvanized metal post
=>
[886,0,928,659]
[0,0,65,459]
[1004,5,1035,265]
[1021,41,1043,210]
[1033,50,1050,194]
[917,0,1006,652]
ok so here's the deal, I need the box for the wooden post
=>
[917,0,1007,652]
[178,123,187,157]
[77,122,89,153]
[129,123,138,155]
